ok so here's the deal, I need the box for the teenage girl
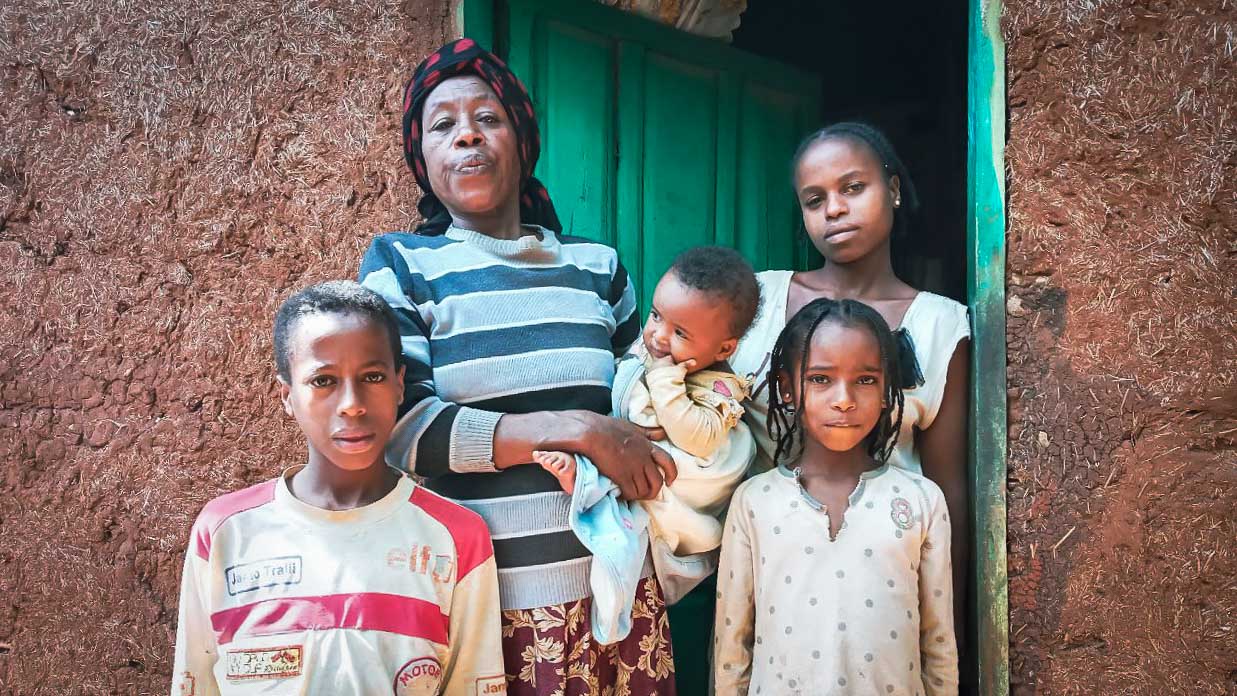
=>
[714,298,958,695]
[730,122,970,635]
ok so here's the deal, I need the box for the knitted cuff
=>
[448,407,503,473]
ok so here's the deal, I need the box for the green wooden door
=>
[494,0,822,309]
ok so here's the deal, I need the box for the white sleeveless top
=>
[731,270,971,474]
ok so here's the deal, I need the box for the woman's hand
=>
[493,411,676,500]
[574,414,677,501]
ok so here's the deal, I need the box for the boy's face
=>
[279,312,405,472]
[642,271,739,374]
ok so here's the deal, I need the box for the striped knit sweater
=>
[359,225,640,610]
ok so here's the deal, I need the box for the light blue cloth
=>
[568,454,649,645]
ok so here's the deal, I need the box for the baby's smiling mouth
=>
[645,345,669,359]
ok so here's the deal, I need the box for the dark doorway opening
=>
[733,0,970,303]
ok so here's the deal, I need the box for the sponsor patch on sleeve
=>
[176,671,196,696]
[477,675,508,694]
[225,645,303,681]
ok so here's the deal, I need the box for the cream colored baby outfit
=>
[615,354,756,603]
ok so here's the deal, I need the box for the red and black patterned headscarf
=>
[402,38,561,236]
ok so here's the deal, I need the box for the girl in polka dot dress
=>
[714,298,957,695]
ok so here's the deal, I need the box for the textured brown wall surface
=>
[1003,0,1235,693]
[0,1,450,692]
[3,0,1235,694]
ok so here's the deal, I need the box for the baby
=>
[534,245,760,604]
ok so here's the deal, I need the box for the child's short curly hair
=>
[668,246,761,339]
[273,280,401,381]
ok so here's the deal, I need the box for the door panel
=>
[638,53,719,307]
[529,20,615,245]
[737,83,811,272]
[500,0,821,309]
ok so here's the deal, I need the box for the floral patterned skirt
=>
[500,576,677,696]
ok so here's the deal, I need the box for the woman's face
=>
[794,137,900,265]
[420,75,521,219]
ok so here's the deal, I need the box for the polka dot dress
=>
[712,465,958,695]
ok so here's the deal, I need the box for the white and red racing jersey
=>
[171,468,506,696]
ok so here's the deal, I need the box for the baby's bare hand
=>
[640,426,667,442]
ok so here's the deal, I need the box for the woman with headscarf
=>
[359,39,678,694]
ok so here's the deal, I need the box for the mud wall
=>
[1003,0,1235,693]
[2,0,1235,694]
[0,1,451,692]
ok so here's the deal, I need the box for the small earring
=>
[893,198,901,209]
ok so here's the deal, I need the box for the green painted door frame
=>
[458,0,1010,692]
[965,0,1009,693]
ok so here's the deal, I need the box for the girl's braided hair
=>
[767,298,905,466]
